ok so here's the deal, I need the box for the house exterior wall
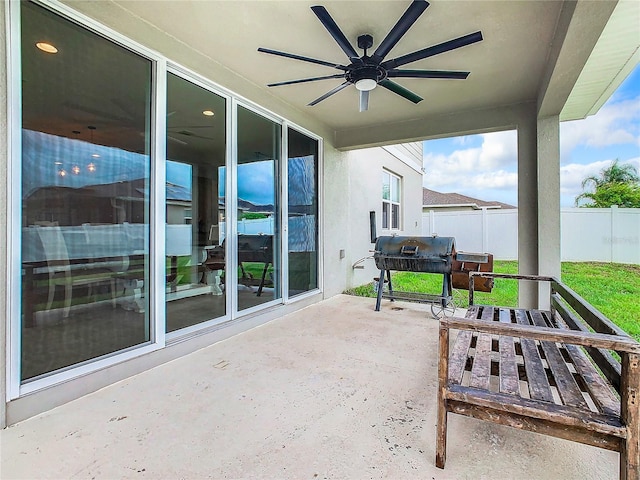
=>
[340,146,423,294]
[0,2,423,426]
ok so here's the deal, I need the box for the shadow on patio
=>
[1,295,617,479]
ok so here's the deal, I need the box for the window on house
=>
[382,171,401,230]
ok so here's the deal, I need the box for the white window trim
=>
[382,170,402,231]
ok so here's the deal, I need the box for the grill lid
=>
[374,235,455,258]
[373,235,456,273]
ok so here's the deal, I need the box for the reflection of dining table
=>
[22,224,147,325]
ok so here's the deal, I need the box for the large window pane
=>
[287,129,318,297]
[20,2,151,380]
[236,107,281,311]
[165,73,226,332]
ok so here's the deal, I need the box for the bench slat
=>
[563,343,621,417]
[552,295,622,393]
[446,399,623,452]
[445,384,626,438]
[498,308,520,395]
[448,305,474,384]
[529,310,589,409]
[469,306,494,390]
[514,310,554,403]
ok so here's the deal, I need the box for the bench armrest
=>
[468,272,556,283]
[440,316,640,354]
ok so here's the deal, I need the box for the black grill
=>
[374,235,455,274]
[373,235,456,316]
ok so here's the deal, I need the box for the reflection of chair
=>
[203,240,225,295]
[237,234,273,296]
[34,225,117,318]
[209,224,220,245]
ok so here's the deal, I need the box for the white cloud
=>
[560,96,640,159]
[423,130,517,177]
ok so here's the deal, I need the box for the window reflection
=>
[20,2,151,380]
[236,107,281,311]
[287,129,319,297]
[165,73,227,333]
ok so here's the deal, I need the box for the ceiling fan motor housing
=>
[347,63,387,86]
[357,34,374,51]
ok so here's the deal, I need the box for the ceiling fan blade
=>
[167,135,188,145]
[308,81,351,106]
[387,69,469,80]
[267,74,346,87]
[258,47,348,71]
[310,6,360,61]
[168,125,215,129]
[371,0,429,63]
[379,80,423,104]
[359,90,370,112]
[381,31,483,70]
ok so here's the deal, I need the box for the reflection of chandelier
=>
[87,125,97,173]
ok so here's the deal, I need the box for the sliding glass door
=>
[165,73,227,332]
[20,1,151,380]
[236,106,281,311]
[287,129,319,297]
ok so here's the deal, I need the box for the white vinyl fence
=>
[422,206,640,264]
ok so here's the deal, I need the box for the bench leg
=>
[436,324,450,469]
[621,353,639,480]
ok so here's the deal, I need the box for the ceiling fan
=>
[258,0,482,112]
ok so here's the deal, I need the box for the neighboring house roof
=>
[422,188,516,210]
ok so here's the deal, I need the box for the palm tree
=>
[575,159,640,207]
[580,159,639,189]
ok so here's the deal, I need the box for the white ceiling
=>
[67,0,638,149]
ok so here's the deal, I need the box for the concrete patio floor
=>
[1,295,618,479]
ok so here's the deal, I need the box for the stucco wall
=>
[341,146,423,294]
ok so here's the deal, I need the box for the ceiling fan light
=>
[355,78,377,91]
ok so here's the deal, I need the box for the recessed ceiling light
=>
[202,110,215,117]
[36,42,58,54]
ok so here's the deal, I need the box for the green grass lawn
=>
[345,261,640,341]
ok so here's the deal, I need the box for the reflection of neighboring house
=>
[166,182,192,225]
[422,188,516,212]
[218,198,275,218]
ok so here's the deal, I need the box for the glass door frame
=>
[164,64,234,341]
[6,0,168,399]
[231,99,285,316]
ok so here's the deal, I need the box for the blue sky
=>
[422,65,640,207]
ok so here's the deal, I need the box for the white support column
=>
[537,115,561,309]
[517,106,539,308]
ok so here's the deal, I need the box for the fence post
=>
[482,207,489,253]
[430,209,436,235]
[611,205,619,263]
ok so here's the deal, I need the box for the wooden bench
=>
[436,272,640,480]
